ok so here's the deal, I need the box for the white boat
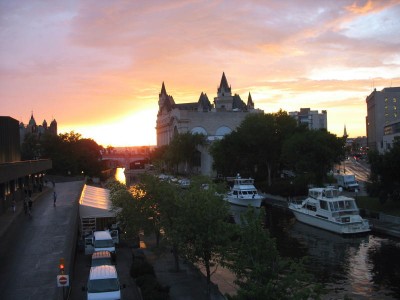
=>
[289,186,370,235]
[224,175,263,208]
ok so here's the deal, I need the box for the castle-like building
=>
[156,72,263,175]
[19,113,57,144]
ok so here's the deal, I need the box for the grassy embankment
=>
[357,196,400,217]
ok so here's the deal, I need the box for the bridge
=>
[101,153,150,170]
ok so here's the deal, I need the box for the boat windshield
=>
[324,189,339,198]
[329,200,356,211]
[236,179,254,185]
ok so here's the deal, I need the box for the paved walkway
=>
[0,180,84,300]
[141,236,229,300]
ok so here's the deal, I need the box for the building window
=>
[394,98,397,103]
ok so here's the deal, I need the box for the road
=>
[337,158,371,196]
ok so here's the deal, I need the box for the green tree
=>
[368,139,400,202]
[108,180,141,240]
[210,111,298,185]
[226,208,321,300]
[37,131,104,177]
[177,182,233,297]
[281,129,344,186]
[21,132,42,160]
[164,132,206,174]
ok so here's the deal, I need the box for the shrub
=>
[130,259,155,278]
[136,274,170,300]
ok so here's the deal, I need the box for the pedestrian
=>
[28,197,33,213]
[23,198,28,214]
[53,191,57,206]
[11,199,16,213]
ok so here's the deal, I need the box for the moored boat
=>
[224,174,263,208]
[289,186,370,235]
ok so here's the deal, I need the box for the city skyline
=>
[1,0,400,146]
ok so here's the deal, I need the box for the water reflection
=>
[115,168,126,185]
[114,167,140,187]
[264,205,400,299]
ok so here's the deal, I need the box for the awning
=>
[79,184,115,218]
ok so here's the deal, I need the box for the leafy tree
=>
[177,182,234,297]
[210,111,298,185]
[226,208,321,300]
[281,129,344,186]
[21,132,42,160]
[37,131,104,177]
[368,139,400,202]
[164,132,206,174]
[108,180,142,240]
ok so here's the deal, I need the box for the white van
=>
[86,265,121,300]
[93,231,116,258]
[91,251,113,267]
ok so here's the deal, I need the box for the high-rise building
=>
[366,87,400,152]
[289,108,327,130]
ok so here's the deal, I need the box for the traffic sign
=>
[57,275,69,287]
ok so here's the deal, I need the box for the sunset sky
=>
[1,0,400,147]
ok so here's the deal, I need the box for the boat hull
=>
[224,196,262,208]
[290,209,370,235]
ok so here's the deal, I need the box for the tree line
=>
[21,131,104,177]
[107,174,322,299]
[368,138,400,203]
[151,110,345,195]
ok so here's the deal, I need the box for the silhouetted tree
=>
[281,129,344,186]
[226,208,321,300]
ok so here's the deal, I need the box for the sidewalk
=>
[0,185,51,240]
[141,235,229,300]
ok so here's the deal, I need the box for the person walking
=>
[53,191,57,207]
[11,199,16,213]
[23,198,28,215]
[28,197,33,213]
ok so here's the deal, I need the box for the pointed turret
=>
[160,82,167,96]
[28,112,36,126]
[217,72,231,95]
[197,92,212,111]
[247,92,254,109]
[343,125,348,139]
[158,81,175,114]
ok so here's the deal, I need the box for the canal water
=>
[263,205,400,299]
[115,169,400,299]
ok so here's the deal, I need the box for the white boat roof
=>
[308,187,353,201]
